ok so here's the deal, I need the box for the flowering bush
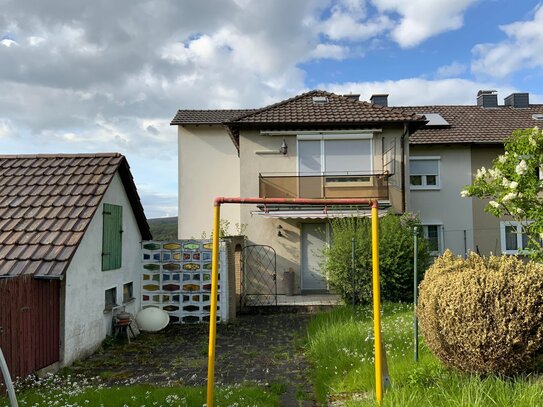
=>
[322,212,429,304]
[462,127,543,259]
[418,250,543,375]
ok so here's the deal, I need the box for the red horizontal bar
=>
[214,196,378,208]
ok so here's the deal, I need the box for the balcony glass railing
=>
[259,172,389,200]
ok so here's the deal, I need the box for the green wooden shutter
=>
[102,203,123,271]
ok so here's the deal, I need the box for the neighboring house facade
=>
[172,89,543,293]
[407,90,543,257]
[173,91,425,293]
[0,153,151,377]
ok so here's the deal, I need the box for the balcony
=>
[259,172,389,200]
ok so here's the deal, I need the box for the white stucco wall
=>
[62,172,143,365]
[409,145,474,255]
[178,125,240,239]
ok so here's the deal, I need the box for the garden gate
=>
[241,245,277,307]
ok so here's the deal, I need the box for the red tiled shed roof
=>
[0,153,151,279]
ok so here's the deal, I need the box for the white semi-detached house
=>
[171,89,543,295]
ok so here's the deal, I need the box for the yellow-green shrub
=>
[418,250,543,375]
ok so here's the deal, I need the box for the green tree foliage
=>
[418,250,543,375]
[462,127,543,259]
[322,212,430,304]
[147,217,178,240]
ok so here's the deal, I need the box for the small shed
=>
[0,153,151,380]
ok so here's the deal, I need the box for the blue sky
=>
[1,0,543,217]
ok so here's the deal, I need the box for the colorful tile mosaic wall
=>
[141,240,228,323]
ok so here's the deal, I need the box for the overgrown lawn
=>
[1,381,279,407]
[306,303,543,406]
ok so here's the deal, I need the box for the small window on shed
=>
[123,282,134,303]
[105,287,117,311]
[102,203,123,271]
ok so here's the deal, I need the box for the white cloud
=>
[306,43,350,60]
[371,0,479,48]
[436,62,467,78]
[1,38,17,47]
[319,0,392,41]
[0,119,14,138]
[320,78,518,106]
[472,4,543,78]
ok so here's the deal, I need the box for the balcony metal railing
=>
[259,172,389,200]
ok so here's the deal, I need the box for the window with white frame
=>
[500,221,536,254]
[410,157,440,189]
[423,224,443,255]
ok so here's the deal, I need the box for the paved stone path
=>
[69,312,317,406]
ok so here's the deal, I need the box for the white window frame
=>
[422,223,444,256]
[297,133,374,175]
[500,221,534,254]
[409,156,441,190]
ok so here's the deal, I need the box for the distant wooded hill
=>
[147,216,178,241]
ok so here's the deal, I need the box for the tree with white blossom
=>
[461,127,543,260]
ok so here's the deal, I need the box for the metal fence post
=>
[413,226,419,363]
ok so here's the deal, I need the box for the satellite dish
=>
[136,307,170,332]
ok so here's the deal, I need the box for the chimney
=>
[504,92,529,108]
[477,90,498,108]
[343,94,360,102]
[370,94,388,107]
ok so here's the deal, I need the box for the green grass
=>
[306,303,543,406]
[1,383,280,407]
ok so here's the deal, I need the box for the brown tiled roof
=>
[170,109,256,125]
[406,104,543,144]
[0,153,151,279]
[231,90,424,124]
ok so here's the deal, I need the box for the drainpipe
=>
[401,123,408,213]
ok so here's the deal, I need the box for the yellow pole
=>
[206,204,221,407]
[372,201,383,405]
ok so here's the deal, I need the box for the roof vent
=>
[312,96,328,104]
[343,94,360,102]
[533,114,543,121]
[477,90,498,108]
[370,94,388,107]
[504,93,529,108]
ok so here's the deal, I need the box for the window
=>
[102,203,123,271]
[423,224,443,256]
[410,157,440,189]
[104,287,117,311]
[298,134,373,175]
[500,221,538,254]
[123,282,134,303]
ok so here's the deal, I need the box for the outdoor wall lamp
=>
[280,138,288,155]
